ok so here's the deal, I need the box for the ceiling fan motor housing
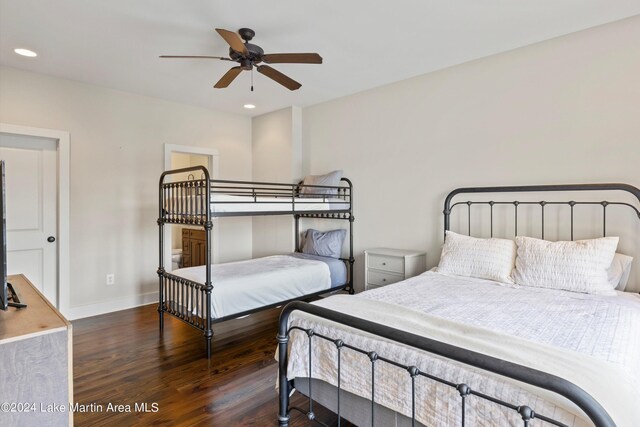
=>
[229,28,264,67]
[229,43,264,63]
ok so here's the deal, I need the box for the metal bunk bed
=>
[157,165,354,359]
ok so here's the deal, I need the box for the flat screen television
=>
[1,160,26,310]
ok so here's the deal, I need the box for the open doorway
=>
[163,144,219,271]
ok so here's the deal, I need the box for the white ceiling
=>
[1,1,639,117]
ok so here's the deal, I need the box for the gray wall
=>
[0,66,253,314]
[251,107,302,258]
[302,16,640,292]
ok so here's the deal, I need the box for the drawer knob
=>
[382,262,386,266]
[382,278,387,282]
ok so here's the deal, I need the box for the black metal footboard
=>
[277,301,615,427]
[158,166,214,358]
[159,272,209,330]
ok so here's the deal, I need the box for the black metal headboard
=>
[443,183,640,240]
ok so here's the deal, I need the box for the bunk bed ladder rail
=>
[277,301,615,427]
[158,166,214,358]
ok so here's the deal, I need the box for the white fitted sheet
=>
[285,272,640,426]
[171,255,332,319]
[209,194,349,213]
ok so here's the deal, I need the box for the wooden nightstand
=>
[365,248,427,291]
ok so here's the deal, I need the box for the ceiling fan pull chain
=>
[251,68,254,92]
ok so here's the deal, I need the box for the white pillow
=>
[608,253,634,291]
[437,231,516,283]
[300,170,343,197]
[513,236,619,295]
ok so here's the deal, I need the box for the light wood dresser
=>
[0,274,73,426]
[364,248,427,291]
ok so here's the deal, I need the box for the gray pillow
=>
[300,170,343,198]
[302,229,347,259]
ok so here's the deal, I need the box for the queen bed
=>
[277,183,640,427]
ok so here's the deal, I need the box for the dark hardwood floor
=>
[72,304,340,426]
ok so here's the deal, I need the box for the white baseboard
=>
[65,291,158,320]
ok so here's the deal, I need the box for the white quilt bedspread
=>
[285,272,640,426]
[172,255,331,318]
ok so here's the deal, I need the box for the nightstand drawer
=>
[367,270,403,287]
[368,255,404,274]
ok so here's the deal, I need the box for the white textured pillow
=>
[437,231,516,283]
[608,253,634,291]
[513,236,619,295]
[300,170,343,197]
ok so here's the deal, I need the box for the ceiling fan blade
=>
[262,53,323,64]
[257,65,301,91]
[214,66,243,88]
[215,28,248,55]
[159,55,232,61]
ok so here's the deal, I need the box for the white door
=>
[0,133,58,306]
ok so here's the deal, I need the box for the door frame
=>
[0,123,70,314]
[163,144,220,269]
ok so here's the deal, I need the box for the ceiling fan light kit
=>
[160,27,322,91]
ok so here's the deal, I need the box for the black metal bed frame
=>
[158,165,355,359]
[443,183,640,239]
[278,182,640,427]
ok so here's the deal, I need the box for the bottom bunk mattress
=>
[170,253,346,319]
[283,271,640,427]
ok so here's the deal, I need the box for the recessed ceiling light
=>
[243,104,256,109]
[14,48,37,57]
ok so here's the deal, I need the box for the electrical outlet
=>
[106,274,115,286]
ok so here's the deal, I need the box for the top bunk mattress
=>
[209,194,350,213]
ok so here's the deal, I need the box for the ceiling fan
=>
[160,28,322,91]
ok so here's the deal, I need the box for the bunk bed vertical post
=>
[157,174,166,332]
[348,214,354,294]
[294,214,301,252]
[203,169,213,359]
[346,178,355,295]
